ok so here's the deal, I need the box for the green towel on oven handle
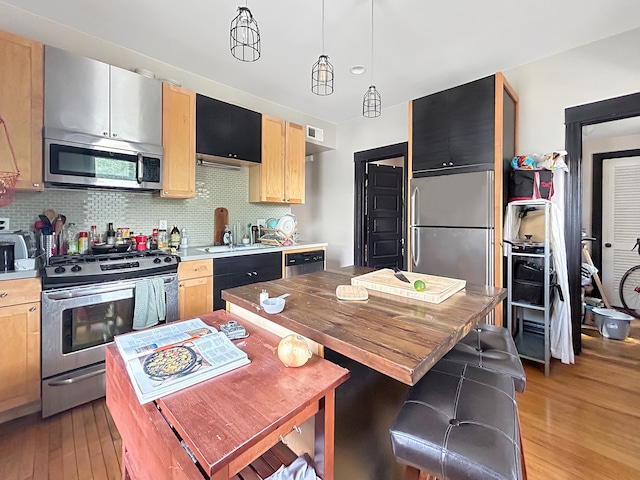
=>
[132,277,166,330]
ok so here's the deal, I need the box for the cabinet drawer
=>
[213,252,282,276]
[0,278,41,307]
[178,259,213,280]
[227,400,319,476]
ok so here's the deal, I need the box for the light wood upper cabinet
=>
[178,259,213,319]
[161,83,196,198]
[0,30,43,191]
[0,278,41,422]
[249,115,305,204]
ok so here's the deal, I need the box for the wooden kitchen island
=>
[106,310,349,480]
[222,267,507,480]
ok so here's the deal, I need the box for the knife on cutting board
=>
[393,267,411,283]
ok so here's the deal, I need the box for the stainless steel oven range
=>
[40,250,180,417]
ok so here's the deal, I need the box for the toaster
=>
[0,231,37,259]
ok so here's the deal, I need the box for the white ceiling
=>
[4,0,640,124]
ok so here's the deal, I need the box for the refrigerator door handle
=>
[410,185,418,226]
[411,227,419,267]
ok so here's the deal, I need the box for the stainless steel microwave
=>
[44,131,163,191]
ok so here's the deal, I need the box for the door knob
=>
[605,243,612,248]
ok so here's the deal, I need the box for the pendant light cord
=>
[322,0,325,53]
[370,0,374,84]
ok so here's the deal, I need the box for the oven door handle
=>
[44,275,177,300]
[47,367,106,386]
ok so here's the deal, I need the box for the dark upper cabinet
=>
[196,94,262,163]
[412,75,496,175]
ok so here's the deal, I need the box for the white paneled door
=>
[602,157,640,306]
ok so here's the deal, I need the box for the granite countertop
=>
[177,241,328,261]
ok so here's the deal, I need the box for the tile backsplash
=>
[2,165,290,247]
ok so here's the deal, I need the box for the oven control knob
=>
[71,265,82,272]
[164,257,173,263]
[54,266,66,274]
[154,258,162,264]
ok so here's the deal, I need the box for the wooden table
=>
[106,310,349,480]
[222,267,507,386]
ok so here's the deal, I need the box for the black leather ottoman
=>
[389,360,523,480]
[443,323,526,393]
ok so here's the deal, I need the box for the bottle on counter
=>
[78,231,89,254]
[149,228,159,250]
[106,222,116,245]
[170,225,181,250]
[158,228,168,249]
[115,228,123,245]
[180,228,188,249]
[89,225,99,248]
[66,223,78,254]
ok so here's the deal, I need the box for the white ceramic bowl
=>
[261,297,285,314]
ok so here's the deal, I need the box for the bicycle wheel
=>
[619,265,640,318]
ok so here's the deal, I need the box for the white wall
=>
[292,103,408,269]
[503,27,640,155]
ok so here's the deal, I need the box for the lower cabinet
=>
[213,252,282,310]
[178,259,213,319]
[0,277,41,422]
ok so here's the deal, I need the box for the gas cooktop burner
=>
[41,250,181,289]
[48,250,175,266]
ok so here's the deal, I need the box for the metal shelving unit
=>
[506,200,552,376]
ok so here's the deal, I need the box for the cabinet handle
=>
[194,267,201,271]
[252,271,258,276]
[278,434,288,445]
[292,425,302,435]
[442,162,447,167]
[0,292,7,298]
[103,132,108,136]
[449,161,453,166]
[112,133,118,137]
[29,306,37,312]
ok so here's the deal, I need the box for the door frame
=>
[354,142,409,267]
[591,149,640,273]
[565,91,640,354]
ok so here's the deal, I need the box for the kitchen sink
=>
[196,244,275,253]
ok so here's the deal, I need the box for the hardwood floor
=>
[1,328,639,480]
[0,399,121,480]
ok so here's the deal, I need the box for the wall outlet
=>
[0,218,9,231]
[158,220,168,230]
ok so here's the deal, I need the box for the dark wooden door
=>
[366,164,404,268]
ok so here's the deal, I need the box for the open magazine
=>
[114,318,250,404]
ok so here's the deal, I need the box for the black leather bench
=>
[389,360,524,480]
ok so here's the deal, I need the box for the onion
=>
[277,334,312,367]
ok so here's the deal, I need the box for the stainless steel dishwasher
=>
[284,250,325,277]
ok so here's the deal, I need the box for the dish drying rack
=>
[258,228,298,246]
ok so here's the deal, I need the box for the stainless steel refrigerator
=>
[410,170,494,285]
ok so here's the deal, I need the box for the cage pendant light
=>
[230,5,261,62]
[363,0,381,117]
[312,0,334,95]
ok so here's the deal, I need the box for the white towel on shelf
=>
[132,277,166,330]
[265,454,320,480]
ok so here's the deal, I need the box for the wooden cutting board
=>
[213,208,228,245]
[351,268,466,304]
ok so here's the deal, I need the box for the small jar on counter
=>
[78,231,89,254]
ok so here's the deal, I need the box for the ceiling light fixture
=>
[363,0,381,117]
[230,4,261,62]
[312,0,334,95]
[350,65,366,75]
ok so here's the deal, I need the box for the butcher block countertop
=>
[223,267,507,386]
